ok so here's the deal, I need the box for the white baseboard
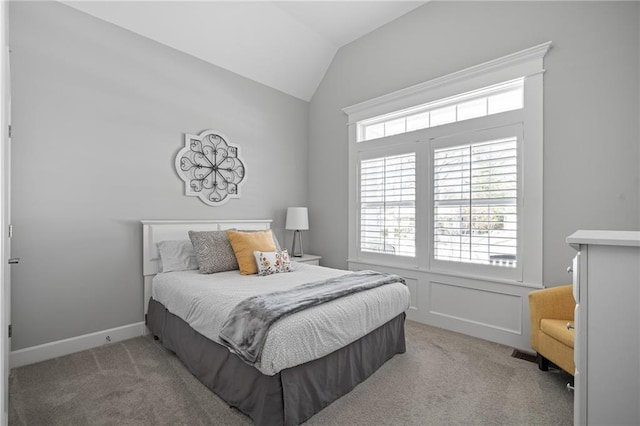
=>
[9,322,146,369]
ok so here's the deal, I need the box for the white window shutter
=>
[360,153,416,257]
[433,137,518,266]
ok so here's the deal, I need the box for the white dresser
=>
[567,230,640,426]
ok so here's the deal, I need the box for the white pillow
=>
[253,249,294,276]
[156,240,199,273]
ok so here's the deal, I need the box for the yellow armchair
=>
[528,284,575,375]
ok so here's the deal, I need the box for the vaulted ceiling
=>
[62,1,427,101]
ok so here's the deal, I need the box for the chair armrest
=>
[529,284,575,350]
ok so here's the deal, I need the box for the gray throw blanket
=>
[219,270,405,364]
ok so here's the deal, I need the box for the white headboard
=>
[141,219,272,318]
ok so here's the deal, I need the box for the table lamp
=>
[285,207,309,257]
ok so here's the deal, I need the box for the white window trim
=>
[343,42,550,124]
[343,42,550,287]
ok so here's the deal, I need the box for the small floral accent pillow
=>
[253,249,294,276]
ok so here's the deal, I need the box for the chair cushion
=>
[540,319,575,348]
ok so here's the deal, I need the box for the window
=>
[345,42,548,286]
[358,79,523,143]
[360,153,416,257]
[433,132,519,268]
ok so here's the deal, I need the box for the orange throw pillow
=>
[226,230,277,275]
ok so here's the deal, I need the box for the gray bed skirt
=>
[147,298,406,426]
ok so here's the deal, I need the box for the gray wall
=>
[309,1,640,286]
[9,1,640,351]
[9,2,309,350]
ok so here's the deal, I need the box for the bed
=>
[142,219,410,425]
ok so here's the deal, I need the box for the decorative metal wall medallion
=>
[175,130,246,206]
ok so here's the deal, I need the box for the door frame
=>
[1,1,10,424]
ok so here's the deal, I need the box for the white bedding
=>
[151,263,410,375]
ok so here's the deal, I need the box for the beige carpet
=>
[9,321,573,425]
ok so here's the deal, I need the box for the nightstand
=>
[291,254,321,266]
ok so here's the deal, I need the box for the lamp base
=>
[291,230,304,257]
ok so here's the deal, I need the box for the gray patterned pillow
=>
[188,230,239,274]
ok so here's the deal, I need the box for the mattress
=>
[151,263,410,375]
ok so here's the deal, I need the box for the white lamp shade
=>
[285,207,309,230]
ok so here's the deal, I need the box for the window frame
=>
[429,123,524,281]
[344,42,549,287]
[355,137,421,268]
